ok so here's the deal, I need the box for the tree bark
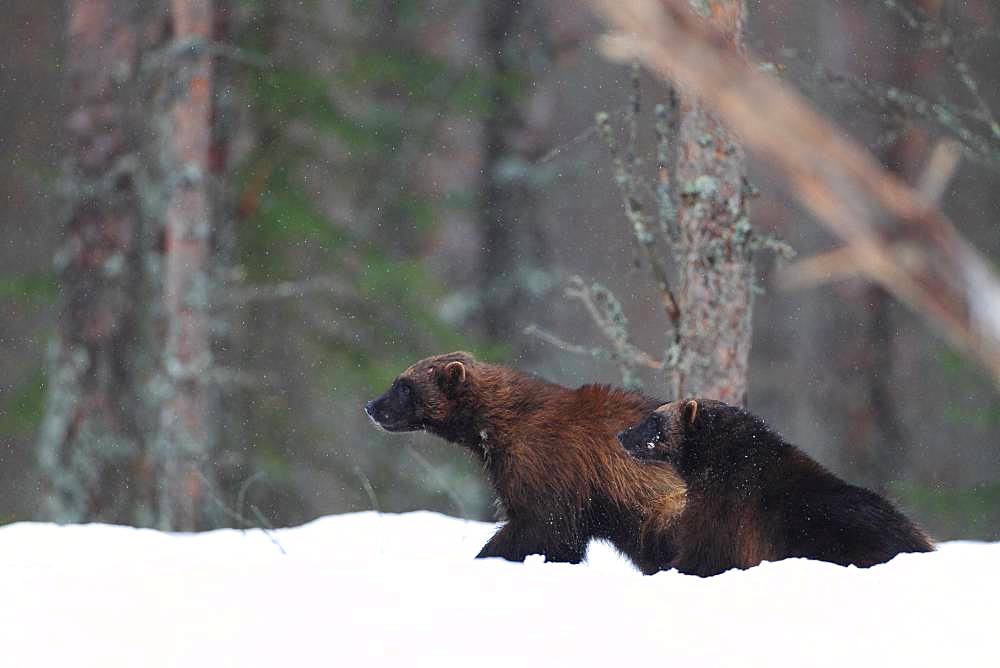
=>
[154,0,218,531]
[480,0,551,342]
[38,0,146,524]
[673,0,752,405]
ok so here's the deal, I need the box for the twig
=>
[236,471,266,520]
[532,104,631,166]
[197,471,287,555]
[353,466,381,513]
[588,0,1000,385]
[820,68,1000,172]
[748,229,796,260]
[917,139,962,204]
[564,276,665,371]
[785,140,960,290]
[247,505,288,556]
[781,246,860,290]
[533,125,600,165]
[882,1,1000,141]
[404,444,473,519]
[524,324,614,361]
[596,108,682,328]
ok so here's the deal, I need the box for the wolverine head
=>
[364,351,477,438]
[617,399,699,464]
[618,398,748,472]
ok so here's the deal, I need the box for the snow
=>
[2,511,996,667]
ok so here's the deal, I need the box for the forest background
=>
[2,0,998,539]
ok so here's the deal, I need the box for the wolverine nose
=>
[364,401,375,418]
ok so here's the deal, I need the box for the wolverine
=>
[366,352,686,572]
[618,398,934,576]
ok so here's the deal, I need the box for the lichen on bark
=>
[38,0,150,525]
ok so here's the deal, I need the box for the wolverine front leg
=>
[476,521,586,564]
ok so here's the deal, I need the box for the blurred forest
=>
[1,0,999,539]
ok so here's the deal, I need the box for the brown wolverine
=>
[365,351,685,572]
[617,399,934,577]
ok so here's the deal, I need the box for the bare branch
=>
[532,104,631,166]
[404,444,474,520]
[820,68,1000,172]
[781,246,861,290]
[564,276,665,371]
[587,0,1000,384]
[195,471,286,555]
[917,140,962,204]
[353,466,381,513]
[523,324,616,362]
[595,109,682,328]
[881,0,1000,141]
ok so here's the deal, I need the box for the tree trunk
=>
[38,0,146,524]
[841,9,918,493]
[674,0,752,405]
[153,0,218,531]
[480,0,551,342]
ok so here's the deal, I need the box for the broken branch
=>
[586,0,1000,385]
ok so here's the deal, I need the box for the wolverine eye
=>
[399,384,411,397]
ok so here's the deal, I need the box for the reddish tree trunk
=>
[154,0,217,531]
[38,0,146,523]
[674,0,752,405]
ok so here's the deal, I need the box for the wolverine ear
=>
[683,400,699,426]
[440,361,467,395]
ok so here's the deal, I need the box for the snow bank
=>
[1,511,996,667]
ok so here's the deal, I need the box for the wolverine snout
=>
[364,399,386,429]
[363,383,423,433]
[617,414,665,458]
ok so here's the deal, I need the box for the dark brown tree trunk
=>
[674,0,752,405]
[854,285,908,492]
[153,0,218,531]
[841,9,920,493]
[38,0,146,524]
[480,0,551,342]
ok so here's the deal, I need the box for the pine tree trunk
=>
[480,0,550,342]
[153,0,218,531]
[38,0,146,524]
[674,0,752,405]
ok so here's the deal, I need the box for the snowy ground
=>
[2,511,996,667]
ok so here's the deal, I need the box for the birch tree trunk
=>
[674,0,752,405]
[153,0,218,531]
[38,0,147,524]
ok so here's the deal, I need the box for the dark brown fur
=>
[365,352,686,572]
[618,399,935,577]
